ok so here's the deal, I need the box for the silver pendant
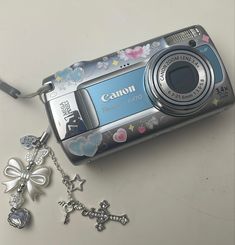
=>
[58,199,129,231]
[8,208,31,229]
[2,132,51,229]
[82,200,129,231]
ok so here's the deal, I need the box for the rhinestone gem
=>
[9,193,24,209]
[8,208,31,229]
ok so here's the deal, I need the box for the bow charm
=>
[2,158,51,201]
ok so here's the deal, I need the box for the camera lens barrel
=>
[145,47,214,116]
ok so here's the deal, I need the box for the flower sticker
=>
[97,56,109,70]
[118,44,151,61]
[145,116,159,129]
[68,132,103,157]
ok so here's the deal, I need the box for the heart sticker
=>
[138,126,146,134]
[113,128,127,143]
[68,132,103,157]
[118,44,151,61]
[125,46,144,60]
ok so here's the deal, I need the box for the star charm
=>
[112,60,119,66]
[212,98,219,106]
[128,124,134,132]
[70,174,86,192]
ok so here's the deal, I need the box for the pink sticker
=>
[137,126,146,134]
[118,44,151,61]
[113,128,127,143]
[125,46,144,59]
[202,34,210,43]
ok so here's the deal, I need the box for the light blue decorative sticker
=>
[68,132,102,157]
[54,66,84,90]
[197,45,223,83]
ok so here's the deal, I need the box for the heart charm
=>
[113,128,127,143]
[8,208,31,229]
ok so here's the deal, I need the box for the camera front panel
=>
[43,25,235,164]
[82,67,152,126]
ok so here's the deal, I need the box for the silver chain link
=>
[45,146,66,179]
[45,145,77,200]
[42,137,129,230]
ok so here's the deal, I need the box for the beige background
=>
[0,0,234,245]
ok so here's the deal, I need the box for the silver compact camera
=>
[43,25,235,165]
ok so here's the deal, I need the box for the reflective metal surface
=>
[145,48,215,116]
[42,25,235,164]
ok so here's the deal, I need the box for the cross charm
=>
[58,200,129,231]
[82,200,129,231]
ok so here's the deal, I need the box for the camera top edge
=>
[42,25,215,96]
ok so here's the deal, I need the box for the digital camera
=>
[43,25,235,165]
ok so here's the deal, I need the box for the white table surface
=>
[0,1,234,245]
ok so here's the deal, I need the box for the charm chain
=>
[45,144,129,231]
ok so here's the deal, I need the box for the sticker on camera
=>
[54,66,84,90]
[97,57,109,70]
[118,44,151,61]
[95,41,162,71]
[202,34,210,43]
[113,128,127,143]
[68,132,103,157]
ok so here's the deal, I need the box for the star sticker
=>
[112,60,119,66]
[70,174,86,192]
[55,75,62,81]
[128,124,134,132]
[212,98,219,106]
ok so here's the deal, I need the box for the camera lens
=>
[165,61,199,94]
[145,47,214,116]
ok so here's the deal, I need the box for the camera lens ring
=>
[145,46,214,116]
[153,51,209,105]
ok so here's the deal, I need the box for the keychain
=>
[2,130,129,231]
